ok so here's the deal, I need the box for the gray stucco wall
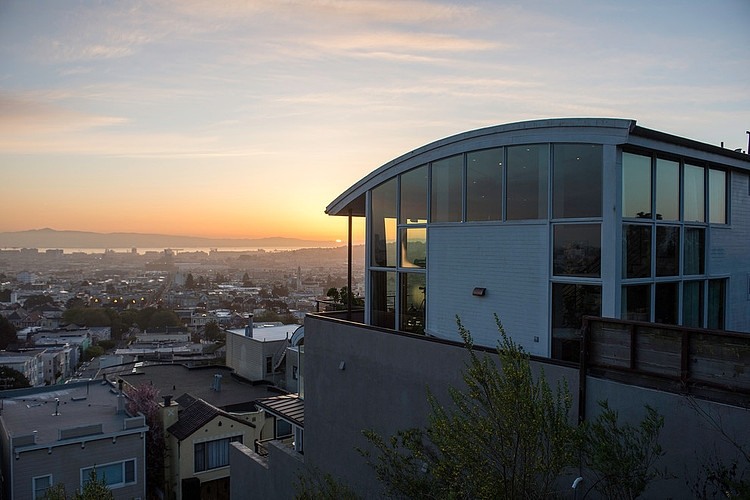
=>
[300,315,749,499]
[427,223,550,356]
[229,439,303,499]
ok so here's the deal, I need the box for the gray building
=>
[0,381,148,500]
[230,119,750,498]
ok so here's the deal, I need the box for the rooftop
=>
[227,323,300,342]
[0,381,137,447]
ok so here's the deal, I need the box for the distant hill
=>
[0,228,339,250]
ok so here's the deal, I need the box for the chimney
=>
[245,314,254,338]
[163,395,173,407]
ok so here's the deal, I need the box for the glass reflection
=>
[506,144,548,220]
[399,273,426,334]
[431,155,463,222]
[656,158,679,221]
[400,166,428,225]
[623,153,652,218]
[466,148,502,221]
[553,144,602,219]
[371,178,397,267]
[400,227,426,269]
[684,163,705,222]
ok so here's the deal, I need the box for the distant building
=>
[0,351,43,387]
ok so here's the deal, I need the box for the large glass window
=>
[655,283,678,325]
[684,227,705,275]
[683,281,704,328]
[622,153,652,218]
[623,224,651,278]
[709,168,727,224]
[400,166,428,224]
[371,179,397,267]
[622,284,650,321]
[655,226,679,277]
[655,158,679,221]
[399,273,426,334]
[81,459,136,489]
[370,270,396,329]
[506,144,548,220]
[552,283,601,362]
[553,224,601,277]
[400,227,426,268]
[194,436,242,472]
[466,148,503,221]
[707,279,726,329]
[553,144,602,218]
[684,163,705,222]
[431,155,463,222]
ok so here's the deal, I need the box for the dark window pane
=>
[709,169,726,224]
[655,282,678,325]
[622,153,652,218]
[431,155,463,222]
[623,224,651,278]
[655,226,679,277]
[371,179,397,267]
[683,281,704,328]
[622,284,650,321]
[506,144,548,220]
[707,279,725,329]
[466,148,502,221]
[552,283,601,362]
[684,227,705,275]
[553,224,601,277]
[400,165,428,224]
[684,163,705,222]
[553,144,602,218]
[399,273,425,334]
[656,158,679,221]
[400,227,426,269]
[370,271,396,329]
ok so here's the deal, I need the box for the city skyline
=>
[1,0,748,243]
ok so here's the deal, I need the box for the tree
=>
[581,400,666,499]
[43,468,115,500]
[0,365,30,389]
[242,272,252,287]
[0,315,18,349]
[126,382,165,498]
[184,273,195,289]
[361,316,578,499]
[0,288,11,302]
[23,294,54,310]
[295,467,360,500]
[82,345,104,361]
[205,320,224,341]
[148,309,181,329]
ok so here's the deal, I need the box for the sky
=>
[1,0,748,244]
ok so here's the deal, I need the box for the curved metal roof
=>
[326,117,750,217]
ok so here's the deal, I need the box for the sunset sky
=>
[1,0,748,244]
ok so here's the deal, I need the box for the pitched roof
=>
[254,394,304,428]
[167,394,255,441]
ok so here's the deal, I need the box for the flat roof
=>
[101,363,278,410]
[227,324,300,342]
[0,382,135,447]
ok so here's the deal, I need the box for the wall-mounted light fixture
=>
[472,287,486,297]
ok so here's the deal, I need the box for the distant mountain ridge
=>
[0,228,338,249]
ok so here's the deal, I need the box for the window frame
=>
[32,474,53,500]
[80,458,136,490]
[194,435,243,473]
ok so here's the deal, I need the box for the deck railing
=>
[580,316,750,409]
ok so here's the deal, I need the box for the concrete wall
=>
[229,439,303,500]
[301,315,750,499]
[226,331,286,381]
[427,223,549,356]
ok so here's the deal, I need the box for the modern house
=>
[0,380,148,500]
[225,318,300,387]
[230,119,750,498]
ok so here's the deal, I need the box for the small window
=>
[622,284,650,322]
[195,436,242,472]
[276,418,292,438]
[655,226,680,277]
[33,475,52,500]
[265,356,273,375]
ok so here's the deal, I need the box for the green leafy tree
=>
[148,309,181,329]
[0,365,30,389]
[581,400,666,499]
[0,315,18,349]
[136,307,157,330]
[43,468,114,499]
[184,272,195,289]
[205,320,224,341]
[62,307,111,327]
[361,315,578,499]
[82,345,104,361]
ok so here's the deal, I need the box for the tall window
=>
[431,155,463,222]
[552,283,601,362]
[623,152,652,218]
[553,144,602,218]
[195,436,242,472]
[466,148,503,221]
[684,163,705,222]
[400,166,428,224]
[506,144,548,220]
[371,178,397,267]
[81,459,136,489]
[709,169,727,224]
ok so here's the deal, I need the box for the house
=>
[0,380,148,500]
[0,350,44,387]
[230,118,750,498]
